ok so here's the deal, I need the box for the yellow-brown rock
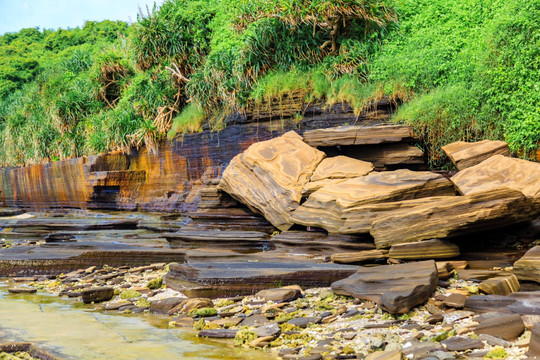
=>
[342,143,424,168]
[478,275,520,296]
[303,125,415,147]
[303,156,373,195]
[218,131,325,230]
[451,155,540,197]
[388,239,460,260]
[442,140,511,170]
[340,196,455,234]
[292,170,455,233]
[330,249,387,264]
[514,246,540,283]
[371,188,540,249]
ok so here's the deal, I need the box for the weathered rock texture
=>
[331,260,438,314]
[514,246,540,283]
[388,239,460,260]
[292,170,455,233]
[302,125,415,147]
[478,275,520,296]
[0,101,392,212]
[370,188,539,248]
[442,140,511,170]
[303,156,373,194]
[218,131,325,230]
[451,155,540,197]
[339,143,425,169]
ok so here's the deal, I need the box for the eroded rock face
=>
[371,188,539,248]
[451,155,540,197]
[302,125,415,147]
[514,246,540,283]
[388,239,460,260]
[218,131,325,230]
[292,170,455,233]
[442,140,511,170]
[331,260,438,314]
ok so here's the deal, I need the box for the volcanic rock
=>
[292,170,454,233]
[451,155,540,197]
[81,287,114,303]
[370,188,538,248]
[302,125,415,147]
[514,246,540,283]
[388,239,459,260]
[442,140,510,170]
[218,131,325,230]
[478,275,520,295]
[331,260,438,314]
[473,313,525,341]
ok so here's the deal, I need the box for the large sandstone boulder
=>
[303,156,373,195]
[218,131,325,230]
[292,170,455,233]
[371,188,539,248]
[451,155,540,197]
[514,246,540,283]
[302,125,415,147]
[442,140,510,170]
[331,260,438,314]
[340,196,455,234]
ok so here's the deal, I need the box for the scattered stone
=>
[441,336,484,351]
[255,288,301,302]
[371,188,538,248]
[331,260,438,314]
[364,350,402,360]
[514,246,540,283]
[13,277,37,282]
[443,293,467,309]
[104,300,131,310]
[174,317,195,327]
[7,287,37,294]
[528,323,540,358]
[254,323,281,338]
[474,313,525,341]
[426,314,444,324]
[81,287,114,303]
[457,269,513,281]
[451,154,540,197]
[442,140,510,170]
[241,314,272,327]
[388,239,460,260]
[478,275,520,295]
[287,317,322,328]
[198,329,238,338]
[149,297,184,314]
[218,131,326,230]
[478,334,511,347]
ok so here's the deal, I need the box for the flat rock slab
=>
[255,288,301,302]
[287,316,322,328]
[164,230,269,248]
[198,329,238,339]
[302,125,415,147]
[451,155,540,197]
[442,140,510,170]
[340,196,455,234]
[465,293,540,315]
[474,313,525,341]
[292,169,454,233]
[478,275,520,295]
[365,349,402,360]
[388,239,459,260]
[529,323,540,358]
[7,287,37,294]
[218,131,325,230]
[0,217,139,231]
[270,231,375,253]
[441,336,484,351]
[457,269,513,281]
[514,246,540,283]
[164,261,359,298]
[331,260,438,314]
[330,250,387,264]
[371,188,539,248]
[81,287,114,303]
[341,143,424,168]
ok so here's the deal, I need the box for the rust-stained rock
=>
[330,250,388,264]
[478,275,520,296]
[164,261,359,298]
[388,239,460,260]
[218,131,325,230]
[442,140,511,170]
[292,170,454,233]
[303,156,373,195]
[451,155,540,197]
[340,196,455,234]
[370,188,539,248]
[303,125,415,147]
[514,246,540,283]
[331,260,438,314]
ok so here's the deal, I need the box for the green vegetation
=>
[0,0,538,167]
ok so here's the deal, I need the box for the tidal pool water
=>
[0,282,275,359]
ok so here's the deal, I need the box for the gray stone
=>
[241,314,272,327]
[441,337,484,351]
[81,287,114,303]
[287,316,322,328]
